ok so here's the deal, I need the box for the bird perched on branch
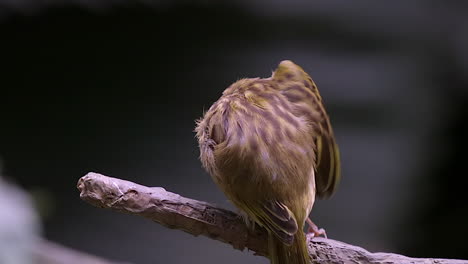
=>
[196,60,340,264]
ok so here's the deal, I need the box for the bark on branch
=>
[77,172,467,264]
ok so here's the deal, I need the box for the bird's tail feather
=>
[268,230,310,264]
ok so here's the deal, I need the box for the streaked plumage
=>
[196,60,340,264]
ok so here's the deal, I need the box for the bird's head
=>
[272,60,309,82]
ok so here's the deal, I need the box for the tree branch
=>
[77,172,467,264]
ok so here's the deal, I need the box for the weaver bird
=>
[196,60,340,264]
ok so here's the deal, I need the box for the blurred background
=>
[1,0,468,263]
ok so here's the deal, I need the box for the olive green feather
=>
[196,60,341,264]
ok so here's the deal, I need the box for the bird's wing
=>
[314,117,341,198]
[239,199,298,245]
[273,60,341,199]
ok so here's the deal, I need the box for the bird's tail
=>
[268,230,310,264]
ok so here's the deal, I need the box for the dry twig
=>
[77,172,467,264]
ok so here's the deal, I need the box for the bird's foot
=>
[306,218,327,238]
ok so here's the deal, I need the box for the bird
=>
[195,60,340,264]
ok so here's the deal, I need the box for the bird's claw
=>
[306,218,327,238]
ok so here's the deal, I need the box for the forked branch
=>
[77,172,467,264]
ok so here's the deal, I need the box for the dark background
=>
[1,1,468,263]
